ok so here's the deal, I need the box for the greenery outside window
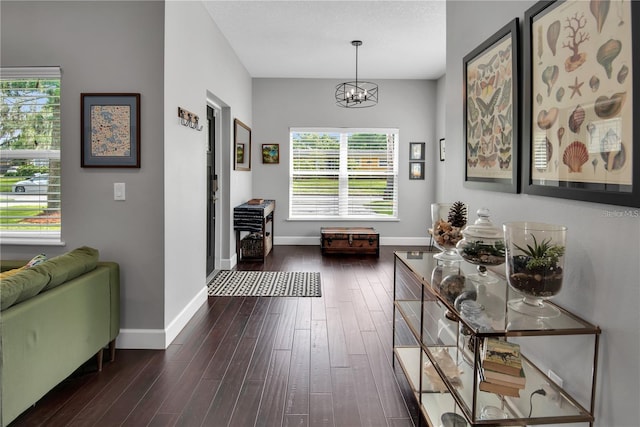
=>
[289,128,399,220]
[0,67,62,244]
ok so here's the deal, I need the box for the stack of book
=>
[479,338,526,398]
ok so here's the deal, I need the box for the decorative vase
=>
[503,222,567,318]
[456,208,505,285]
[431,202,467,262]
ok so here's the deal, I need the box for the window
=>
[289,128,398,219]
[0,67,61,243]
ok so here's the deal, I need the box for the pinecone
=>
[447,201,467,227]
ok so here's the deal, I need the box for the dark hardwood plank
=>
[330,367,361,426]
[285,329,311,416]
[350,354,388,427]
[309,320,332,394]
[255,349,291,427]
[309,393,334,427]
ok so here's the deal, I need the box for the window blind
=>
[0,67,62,242]
[289,128,398,219]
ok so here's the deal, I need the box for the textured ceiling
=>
[203,0,446,80]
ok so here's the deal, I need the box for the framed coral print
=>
[409,162,424,180]
[262,144,280,164]
[81,93,140,168]
[410,142,425,160]
[523,0,640,207]
[234,118,251,171]
[464,18,520,193]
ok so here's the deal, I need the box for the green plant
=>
[514,235,565,270]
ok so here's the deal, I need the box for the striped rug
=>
[208,270,321,297]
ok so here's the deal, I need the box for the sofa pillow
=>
[0,267,50,311]
[36,246,99,291]
[0,254,47,280]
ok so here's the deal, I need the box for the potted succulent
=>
[504,222,567,318]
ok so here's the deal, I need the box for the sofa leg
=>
[96,348,104,372]
[109,339,116,362]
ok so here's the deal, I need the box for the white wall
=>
[162,1,253,345]
[252,78,438,245]
[446,2,640,425]
[1,1,166,333]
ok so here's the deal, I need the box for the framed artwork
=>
[234,118,251,171]
[464,18,520,193]
[409,162,425,180]
[410,142,425,160]
[81,93,140,168]
[262,144,280,164]
[236,143,245,164]
[439,138,446,161]
[523,0,639,207]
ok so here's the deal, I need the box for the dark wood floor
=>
[11,245,428,427]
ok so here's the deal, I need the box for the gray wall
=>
[252,78,438,244]
[1,1,166,330]
[446,2,640,425]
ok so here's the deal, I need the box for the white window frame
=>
[289,127,399,221]
[0,67,63,245]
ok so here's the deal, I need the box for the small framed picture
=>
[262,144,280,164]
[409,162,425,180]
[410,142,425,160]
[81,93,141,168]
[439,138,446,161]
[236,143,245,164]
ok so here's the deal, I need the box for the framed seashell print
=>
[523,0,640,208]
[463,18,520,193]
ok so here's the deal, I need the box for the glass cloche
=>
[456,208,505,285]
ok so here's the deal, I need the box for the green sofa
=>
[0,247,120,427]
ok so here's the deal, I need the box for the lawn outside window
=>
[0,67,62,244]
[289,128,399,220]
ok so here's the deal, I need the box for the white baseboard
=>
[116,286,208,349]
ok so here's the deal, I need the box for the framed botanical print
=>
[464,18,520,193]
[522,0,639,207]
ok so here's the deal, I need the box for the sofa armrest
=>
[97,262,120,342]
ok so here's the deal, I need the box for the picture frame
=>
[522,0,639,207]
[463,18,520,193]
[409,162,425,180]
[262,144,280,164]
[439,138,446,161]
[410,142,425,160]
[234,118,251,171]
[81,93,140,168]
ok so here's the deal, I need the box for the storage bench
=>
[320,227,379,257]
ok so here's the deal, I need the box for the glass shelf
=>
[395,251,600,337]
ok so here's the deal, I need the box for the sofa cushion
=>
[0,267,50,310]
[36,246,99,291]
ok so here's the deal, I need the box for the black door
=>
[206,106,217,275]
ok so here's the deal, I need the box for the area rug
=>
[208,270,321,297]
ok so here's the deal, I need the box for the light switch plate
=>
[114,182,126,201]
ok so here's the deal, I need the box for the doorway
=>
[206,105,218,276]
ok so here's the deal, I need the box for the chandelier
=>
[335,40,379,108]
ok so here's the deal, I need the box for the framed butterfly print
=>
[522,0,640,208]
[464,18,520,193]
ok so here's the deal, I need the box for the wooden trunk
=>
[320,227,379,257]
